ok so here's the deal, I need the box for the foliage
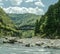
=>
[35,0,60,39]
[34,20,40,35]
[0,8,20,37]
[20,30,34,38]
[8,13,41,27]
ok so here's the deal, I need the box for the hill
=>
[8,13,41,27]
[8,13,41,38]
[0,8,19,37]
[35,0,60,39]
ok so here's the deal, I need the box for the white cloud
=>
[25,0,45,7]
[35,1,45,7]
[27,7,44,15]
[3,7,44,15]
[25,0,34,3]
[0,0,45,15]
[10,0,23,5]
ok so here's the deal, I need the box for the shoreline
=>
[0,37,60,49]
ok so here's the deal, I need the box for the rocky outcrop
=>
[3,37,17,44]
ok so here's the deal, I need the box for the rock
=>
[35,42,44,46]
[30,44,35,47]
[3,37,17,44]
[3,40,9,43]
[5,37,8,40]
[17,40,23,44]
[18,41,23,44]
[8,39,16,44]
[43,45,59,49]
[3,40,15,44]
[35,43,41,46]
[25,43,30,47]
[44,46,51,48]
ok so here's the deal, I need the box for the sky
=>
[0,0,58,15]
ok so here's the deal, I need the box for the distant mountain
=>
[0,8,19,37]
[8,13,41,27]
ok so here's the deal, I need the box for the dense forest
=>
[35,0,60,39]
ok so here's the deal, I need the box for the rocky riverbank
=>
[0,37,60,49]
[18,37,60,48]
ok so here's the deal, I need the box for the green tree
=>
[34,0,60,38]
[34,20,40,35]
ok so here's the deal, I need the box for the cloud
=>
[35,1,45,7]
[27,7,44,15]
[3,7,44,15]
[25,0,34,3]
[25,0,45,7]
[0,0,45,15]
[10,0,23,5]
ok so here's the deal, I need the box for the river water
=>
[0,44,60,54]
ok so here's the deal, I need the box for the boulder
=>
[3,40,9,43]
[35,42,44,46]
[25,43,30,47]
[3,37,17,44]
[8,39,16,44]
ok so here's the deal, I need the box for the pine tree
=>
[34,20,40,35]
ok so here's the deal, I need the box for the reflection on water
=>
[0,44,60,54]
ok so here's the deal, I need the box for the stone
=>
[35,42,44,46]
[25,43,30,47]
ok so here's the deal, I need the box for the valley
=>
[0,0,60,39]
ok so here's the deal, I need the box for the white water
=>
[0,44,60,54]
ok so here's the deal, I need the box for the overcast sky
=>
[0,0,58,15]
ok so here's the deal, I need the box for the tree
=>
[34,20,40,35]
[34,0,60,38]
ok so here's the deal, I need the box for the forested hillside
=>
[8,13,41,27]
[35,0,60,39]
[0,8,19,37]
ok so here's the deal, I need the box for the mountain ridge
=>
[8,13,41,27]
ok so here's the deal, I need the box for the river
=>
[0,43,60,54]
